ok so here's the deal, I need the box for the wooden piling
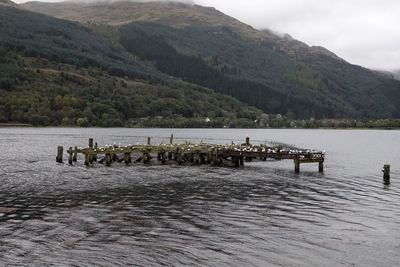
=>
[294,159,300,174]
[124,152,131,165]
[239,156,244,166]
[161,152,166,164]
[194,152,200,164]
[246,137,250,146]
[233,156,239,167]
[200,154,206,164]
[73,146,78,162]
[319,161,324,173]
[170,134,174,145]
[147,137,151,146]
[68,147,73,165]
[88,139,94,164]
[383,164,390,185]
[143,152,150,164]
[106,152,112,166]
[93,142,98,162]
[176,148,183,165]
[56,146,63,163]
[84,153,89,166]
[89,138,93,148]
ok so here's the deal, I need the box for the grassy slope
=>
[22,1,400,119]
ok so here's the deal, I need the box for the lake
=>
[0,128,399,266]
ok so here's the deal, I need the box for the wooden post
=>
[294,159,300,174]
[88,138,94,164]
[89,138,93,148]
[89,150,94,165]
[176,148,182,165]
[211,151,216,165]
[112,152,118,162]
[143,152,150,164]
[106,153,112,166]
[161,152,166,164]
[170,134,174,144]
[246,137,250,146]
[56,146,63,163]
[200,154,206,164]
[93,142,98,162]
[239,156,244,166]
[68,147,73,165]
[319,161,324,173]
[124,152,131,165]
[84,153,89,166]
[73,146,78,162]
[232,156,239,167]
[147,137,151,146]
[383,164,390,185]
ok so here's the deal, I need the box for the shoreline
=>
[0,124,399,130]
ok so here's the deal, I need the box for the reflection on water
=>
[0,128,399,266]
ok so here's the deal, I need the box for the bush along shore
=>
[2,116,400,129]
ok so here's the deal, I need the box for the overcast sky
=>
[14,0,400,70]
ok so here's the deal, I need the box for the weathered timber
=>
[93,142,98,162]
[68,147,73,165]
[383,164,390,185]
[58,137,325,172]
[73,146,78,162]
[56,146,63,163]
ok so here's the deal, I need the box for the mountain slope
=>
[0,5,262,127]
[22,0,400,119]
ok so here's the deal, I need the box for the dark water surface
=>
[0,128,399,266]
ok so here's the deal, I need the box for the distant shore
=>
[0,123,33,127]
[0,123,399,130]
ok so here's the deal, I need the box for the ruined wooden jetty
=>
[56,136,325,173]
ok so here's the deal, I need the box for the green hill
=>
[22,1,400,119]
[0,5,262,127]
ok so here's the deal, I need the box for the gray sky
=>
[14,0,400,70]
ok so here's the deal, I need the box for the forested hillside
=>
[22,1,400,119]
[0,5,262,127]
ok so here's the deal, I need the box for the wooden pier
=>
[56,136,325,173]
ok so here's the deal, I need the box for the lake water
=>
[0,128,399,266]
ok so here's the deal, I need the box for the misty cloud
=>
[195,0,400,70]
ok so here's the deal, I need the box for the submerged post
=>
[319,161,324,173]
[73,146,78,162]
[84,153,89,166]
[56,146,63,163]
[124,152,131,165]
[239,156,244,166]
[88,138,94,164]
[294,159,300,174]
[143,152,150,164]
[68,147,73,165]
[383,164,391,185]
[93,142,98,162]
[106,152,112,167]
